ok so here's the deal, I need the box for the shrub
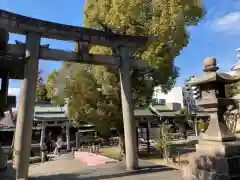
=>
[156,124,173,159]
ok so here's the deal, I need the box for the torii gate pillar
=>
[13,32,40,179]
[119,46,138,170]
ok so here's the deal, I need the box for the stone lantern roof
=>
[189,57,239,86]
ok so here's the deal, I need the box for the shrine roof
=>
[34,105,65,113]
[134,106,179,117]
[0,127,41,131]
[188,72,240,86]
[78,129,96,133]
[158,112,176,117]
[152,105,172,111]
[134,108,155,117]
[34,114,67,121]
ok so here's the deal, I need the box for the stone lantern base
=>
[183,139,240,180]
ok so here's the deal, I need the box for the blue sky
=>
[1,0,240,93]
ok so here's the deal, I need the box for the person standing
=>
[46,132,53,153]
[42,138,49,162]
[54,135,63,155]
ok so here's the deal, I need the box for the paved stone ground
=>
[2,154,182,180]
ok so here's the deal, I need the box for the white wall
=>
[152,86,184,108]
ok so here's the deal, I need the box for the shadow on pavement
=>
[29,165,177,180]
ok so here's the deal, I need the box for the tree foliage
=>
[36,70,50,102]
[225,82,240,98]
[84,0,204,91]
[46,0,204,155]
[45,69,63,104]
[179,107,189,115]
[157,124,173,159]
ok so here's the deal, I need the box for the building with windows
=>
[152,84,198,111]
[152,86,185,111]
[183,77,198,111]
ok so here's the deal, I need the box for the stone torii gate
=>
[0,10,151,179]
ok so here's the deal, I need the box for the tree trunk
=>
[118,134,125,161]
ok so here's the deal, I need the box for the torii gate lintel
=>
[0,10,149,48]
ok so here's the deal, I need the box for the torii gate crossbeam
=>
[0,9,151,180]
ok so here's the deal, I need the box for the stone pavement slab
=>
[74,152,118,166]
[28,154,182,180]
[1,154,182,180]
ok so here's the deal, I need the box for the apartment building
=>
[152,86,185,111]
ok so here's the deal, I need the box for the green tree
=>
[47,0,204,157]
[157,124,173,160]
[179,107,189,115]
[48,62,153,156]
[84,0,204,91]
[45,69,64,104]
[36,70,49,102]
[225,82,240,98]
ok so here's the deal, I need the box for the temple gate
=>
[0,10,152,179]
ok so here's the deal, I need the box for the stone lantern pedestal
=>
[183,57,240,180]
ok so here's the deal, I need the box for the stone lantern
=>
[189,57,239,142]
[183,57,240,180]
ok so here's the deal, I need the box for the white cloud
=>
[212,11,240,34]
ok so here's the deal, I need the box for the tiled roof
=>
[134,108,155,117]
[34,104,65,113]
[157,111,176,117]
[152,105,172,111]
[34,113,67,119]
